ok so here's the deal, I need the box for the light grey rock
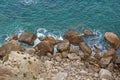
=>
[99,69,113,80]
[52,72,68,80]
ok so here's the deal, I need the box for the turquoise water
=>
[0,0,120,47]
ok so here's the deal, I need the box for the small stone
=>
[25,48,35,54]
[99,69,113,80]
[55,56,62,62]
[99,56,112,68]
[83,29,94,36]
[67,53,80,60]
[52,72,68,80]
[61,52,68,58]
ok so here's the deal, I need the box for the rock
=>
[103,49,117,59]
[107,63,114,72]
[34,41,54,56]
[55,56,62,62]
[9,34,18,41]
[69,49,79,55]
[83,29,94,36]
[79,42,92,57]
[47,53,53,58]
[114,58,120,65]
[104,32,120,49]
[61,52,68,58]
[44,36,56,45]
[99,57,112,68]
[57,40,70,52]
[25,48,35,54]
[79,70,88,75]
[19,32,36,45]
[99,69,113,80]
[0,40,21,57]
[67,53,80,60]
[63,30,83,45]
[52,72,68,80]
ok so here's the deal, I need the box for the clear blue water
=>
[0,0,120,52]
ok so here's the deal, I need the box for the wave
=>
[20,0,38,5]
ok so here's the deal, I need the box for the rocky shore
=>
[0,29,120,80]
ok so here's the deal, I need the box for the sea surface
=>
[0,0,120,55]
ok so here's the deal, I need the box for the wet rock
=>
[67,53,80,60]
[99,69,113,80]
[52,72,68,80]
[34,41,54,56]
[104,32,120,49]
[25,48,35,54]
[0,40,21,57]
[9,34,18,41]
[19,32,36,45]
[99,57,112,68]
[63,30,83,45]
[83,29,94,36]
[44,36,56,45]
[79,42,92,57]
[103,48,117,59]
[57,40,70,52]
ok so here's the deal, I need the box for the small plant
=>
[23,73,27,77]
[32,75,37,80]
[2,53,9,63]
[28,61,32,64]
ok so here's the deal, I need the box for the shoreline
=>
[0,29,120,80]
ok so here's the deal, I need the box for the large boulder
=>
[83,29,94,36]
[79,42,92,57]
[103,48,118,59]
[19,32,36,45]
[34,41,54,56]
[0,40,21,57]
[44,36,56,45]
[57,40,70,52]
[104,32,120,49]
[63,30,83,46]
[99,69,113,80]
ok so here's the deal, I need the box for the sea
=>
[0,0,120,56]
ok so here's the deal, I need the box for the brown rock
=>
[83,29,94,36]
[99,56,112,68]
[34,41,54,56]
[79,42,92,57]
[103,48,118,59]
[61,52,68,58]
[0,40,21,57]
[104,32,120,49]
[63,30,83,45]
[25,48,35,54]
[19,32,36,45]
[69,49,79,55]
[9,34,18,41]
[44,36,56,45]
[57,40,70,52]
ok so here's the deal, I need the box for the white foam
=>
[33,38,41,47]
[21,0,38,5]
[37,28,47,38]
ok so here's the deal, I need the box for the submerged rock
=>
[63,30,83,46]
[83,29,94,36]
[19,32,36,45]
[79,42,92,57]
[0,40,21,57]
[35,41,54,56]
[99,69,113,80]
[57,40,70,52]
[104,32,120,49]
